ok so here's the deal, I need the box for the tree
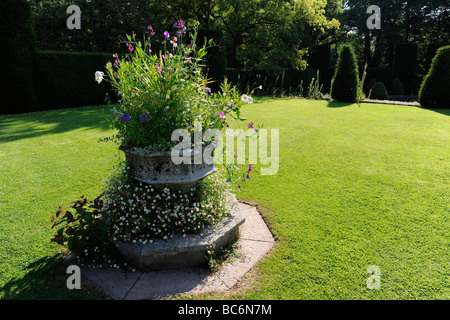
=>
[419,45,450,109]
[132,0,341,72]
[331,44,359,102]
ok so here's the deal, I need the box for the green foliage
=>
[390,78,405,95]
[0,0,39,114]
[205,242,238,273]
[104,23,252,150]
[33,51,116,110]
[370,82,389,100]
[50,195,109,256]
[331,44,359,102]
[30,0,157,53]
[306,70,323,100]
[419,45,450,109]
[31,0,340,72]
[356,63,368,102]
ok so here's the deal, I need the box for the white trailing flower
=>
[241,94,248,102]
[247,96,254,104]
[95,71,104,84]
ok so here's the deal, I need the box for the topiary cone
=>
[331,44,359,102]
[419,45,450,109]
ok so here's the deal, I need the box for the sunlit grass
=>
[0,99,448,299]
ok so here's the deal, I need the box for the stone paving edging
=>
[81,202,275,300]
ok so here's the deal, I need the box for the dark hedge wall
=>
[0,0,39,114]
[33,51,116,111]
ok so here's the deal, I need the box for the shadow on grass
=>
[253,96,291,103]
[326,101,355,108]
[422,108,450,117]
[0,254,105,300]
[0,105,113,144]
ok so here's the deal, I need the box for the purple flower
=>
[163,31,170,38]
[121,114,131,122]
[140,113,148,123]
[110,109,116,114]
[205,87,211,94]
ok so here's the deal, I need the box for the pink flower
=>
[218,111,226,119]
[156,65,162,71]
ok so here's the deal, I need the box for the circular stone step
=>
[110,200,245,271]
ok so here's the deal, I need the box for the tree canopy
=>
[29,0,449,75]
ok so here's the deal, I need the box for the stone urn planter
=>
[119,142,218,189]
[111,141,246,271]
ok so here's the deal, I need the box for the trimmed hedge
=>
[370,82,389,100]
[389,78,405,95]
[33,51,117,111]
[365,67,396,93]
[419,45,450,109]
[0,0,39,114]
[331,44,359,102]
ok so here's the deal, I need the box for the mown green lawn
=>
[0,98,448,299]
